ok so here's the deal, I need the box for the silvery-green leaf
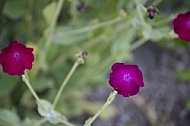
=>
[37,99,67,124]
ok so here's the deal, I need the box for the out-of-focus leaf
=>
[31,77,54,91]
[0,109,20,126]
[21,90,36,108]
[175,69,190,81]
[131,17,144,29]
[186,101,190,110]
[58,99,83,116]
[0,75,19,96]
[86,52,101,66]
[37,99,67,124]
[43,2,56,25]
[111,28,134,61]
[3,0,29,19]
[53,26,93,45]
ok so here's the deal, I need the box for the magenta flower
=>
[173,11,190,42]
[0,40,34,76]
[109,63,144,97]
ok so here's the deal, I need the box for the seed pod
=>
[77,2,86,12]
[147,6,159,19]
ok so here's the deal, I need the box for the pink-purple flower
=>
[109,62,144,97]
[173,11,190,42]
[0,40,34,76]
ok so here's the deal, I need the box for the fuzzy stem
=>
[84,91,117,126]
[130,38,147,51]
[22,73,41,104]
[52,61,80,109]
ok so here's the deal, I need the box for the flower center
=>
[14,52,20,59]
[124,74,131,81]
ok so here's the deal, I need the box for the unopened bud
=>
[75,51,88,64]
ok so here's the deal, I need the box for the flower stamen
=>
[124,74,131,81]
[14,52,20,59]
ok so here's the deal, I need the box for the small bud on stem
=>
[75,51,88,64]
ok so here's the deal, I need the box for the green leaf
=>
[3,0,29,19]
[0,109,20,126]
[0,75,19,96]
[42,2,56,25]
[37,99,67,124]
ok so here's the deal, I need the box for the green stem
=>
[22,73,41,104]
[150,15,174,26]
[84,91,117,126]
[130,38,147,51]
[52,61,80,108]
[35,117,76,126]
[70,0,77,19]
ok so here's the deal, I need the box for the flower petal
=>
[173,11,190,42]
[2,56,25,75]
[0,40,34,76]
[109,62,144,97]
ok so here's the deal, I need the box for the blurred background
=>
[0,0,190,126]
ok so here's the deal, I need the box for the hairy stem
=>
[22,73,40,103]
[84,91,117,126]
[52,61,79,109]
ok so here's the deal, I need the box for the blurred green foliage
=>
[175,69,190,81]
[0,0,189,125]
